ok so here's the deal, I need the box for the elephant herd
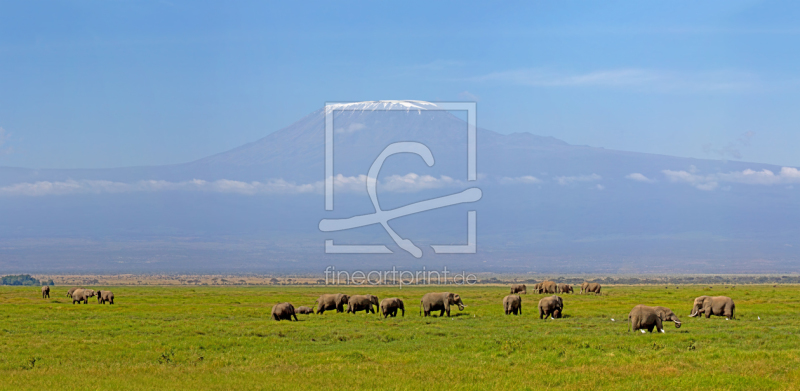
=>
[271,292,465,321]
[507,283,736,333]
[37,287,116,304]
[510,281,599,295]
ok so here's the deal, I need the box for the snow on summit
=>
[325,100,440,113]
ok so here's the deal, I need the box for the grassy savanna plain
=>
[1,284,799,390]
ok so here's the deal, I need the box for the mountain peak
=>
[325,100,441,113]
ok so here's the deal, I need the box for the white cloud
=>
[0,179,324,197]
[556,174,602,185]
[662,166,800,190]
[499,175,542,184]
[0,173,468,197]
[596,184,605,190]
[380,173,459,193]
[470,68,761,93]
[625,173,655,183]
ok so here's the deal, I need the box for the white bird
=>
[611,318,615,321]
[758,316,761,320]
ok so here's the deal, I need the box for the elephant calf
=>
[510,284,527,294]
[628,305,681,333]
[558,284,573,294]
[295,306,314,315]
[72,289,96,304]
[97,290,114,304]
[315,293,350,314]
[41,286,50,299]
[380,298,405,318]
[538,295,563,319]
[689,296,735,319]
[420,292,465,317]
[503,295,522,315]
[271,302,298,321]
[348,294,379,314]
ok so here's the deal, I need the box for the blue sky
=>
[1,1,799,169]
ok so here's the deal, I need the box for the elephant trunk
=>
[689,306,699,317]
[673,319,682,328]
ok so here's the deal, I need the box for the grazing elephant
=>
[380,298,405,318]
[558,284,573,294]
[538,281,557,294]
[533,283,543,293]
[66,287,82,298]
[628,305,682,333]
[348,294,379,314]
[271,302,298,321]
[41,286,50,298]
[315,293,350,314]
[538,295,563,319]
[503,295,522,315]
[510,284,527,294]
[581,282,601,295]
[295,306,314,315]
[689,296,736,319]
[97,290,114,304]
[71,289,95,304]
[420,292,465,317]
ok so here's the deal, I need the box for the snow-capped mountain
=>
[1,101,799,273]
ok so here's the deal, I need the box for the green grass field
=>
[1,284,799,390]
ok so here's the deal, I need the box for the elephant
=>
[66,287,82,298]
[41,286,50,298]
[558,284,573,294]
[538,281,557,294]
[538,295,563,319]
[295,306,314,315]
[380,298,405,318]
[628,305,682,333]
[503,295,522,315]
[271,302,298,321]
[97,290,114,304]
[581,282,601,295]
[510,284,527,294]
[347,294,379,314]
[533,283,543,293]
[315,293,350,314]
[71,289,95,304]
[420,292,465,317]
[689,296,735,319]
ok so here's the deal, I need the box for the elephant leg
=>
[656,318,664,333]
[293,314,298,321]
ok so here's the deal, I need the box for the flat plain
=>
[1,284,798,390]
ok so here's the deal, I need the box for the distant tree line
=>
[0,274,53,286]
